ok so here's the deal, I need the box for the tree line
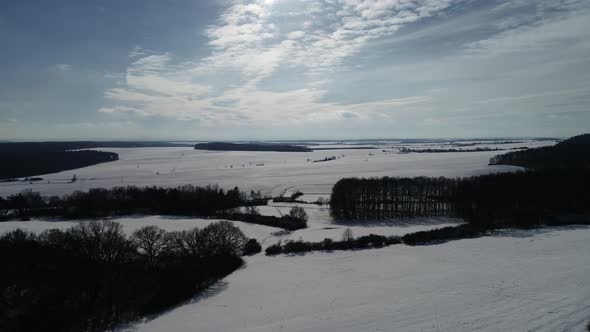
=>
[0,150,118,180]
[0,141,194,180]
[0,185,308,230]
[330,176,460,219]
[489,133,590,169]
[330,169,590,229]
[0,220,247,332]
[194,142,311,152]
[265,231,402,256]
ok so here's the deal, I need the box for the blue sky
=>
[1,0,589,140]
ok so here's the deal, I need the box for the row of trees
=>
[1,184,244,218]
[330,176,460,219]
[0,220,248,332]
[265,230,402,255]
[330,169,590,228]
[194,142,311,152]
[0,185,308,230]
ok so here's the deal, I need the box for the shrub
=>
[356,234,387,248]
[385,235,402,245]
[282,239,321,253]
[265,242,283,255]
[243,238,262,256]
[402,224,483,245]
[245,205,260,215]
[322,238,334,250]
[291,191,304,200]
[0,229,37,248]
[288,206,308,223]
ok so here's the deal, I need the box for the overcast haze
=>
[1,0,589,140]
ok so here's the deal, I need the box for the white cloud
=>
[101,0,454,125]
[54,64,72,71]
[287,30,306,39]
[99,0,590,137]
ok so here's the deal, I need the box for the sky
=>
[1,0,589,141]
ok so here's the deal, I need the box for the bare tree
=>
[342,228,354,242]
[131,226,170,263]
[246,205,260,215]
[288,206,308,222]
[68,220,133,263]
[202,220,246,256]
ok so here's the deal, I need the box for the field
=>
[0,139,552,198]
[129,226,590,332]
[2,139,588,331]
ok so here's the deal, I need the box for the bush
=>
[288,206,308,223]
[385,235,402,245]
[356,234,387,248]
[291,191,304,200]
[322,238,334,250]
[243,238,262,256]
[265,242,283,255]
[282,239,322,254]
[402,224,483,245]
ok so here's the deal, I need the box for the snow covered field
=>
[3,139,586,331]
[0,140,554,198]
[129,226,590,332]
[4,217,588,331]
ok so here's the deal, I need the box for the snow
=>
[128,226,590,332]
[4,139,586,331]
[258,202,463,243]
[0,143,540,197]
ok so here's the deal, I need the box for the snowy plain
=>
[3,139,588,331]
[128,226,590,332]
[0,140,553,198]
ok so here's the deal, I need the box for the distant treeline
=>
[0,150,118,180]
[311,147,377,151]
[398,147,525,153]
[0,220,246,332]
[489,133,590,169]
[0,185,308,230]
[0,141,192,180]
[330,169,590,229]
[195,142,311,152]
[0,141,190,153]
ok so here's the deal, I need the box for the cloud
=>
[99,0,590,137]
[286,30,305,39]
[98,106,148,115]
[54,64,72,71]
[101,0,454,125]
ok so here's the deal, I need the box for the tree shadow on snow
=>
[492,224,590,239]
[332,216,464,228]
[118,279,234,331]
